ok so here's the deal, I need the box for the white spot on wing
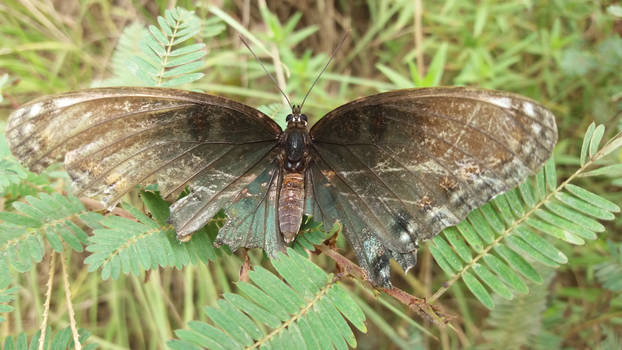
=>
[522,102,535,117]
[22,123,34,134]
[399,231,411,244]
[531,123,542,135]
[486,96,512,109]
[29,103,42,117]
[53,96,84,109]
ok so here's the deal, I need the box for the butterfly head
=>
[286,104,308,128]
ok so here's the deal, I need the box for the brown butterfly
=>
[5,82,557,287]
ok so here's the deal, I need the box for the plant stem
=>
[39,252,56,350]
[316,244,449,325]
[61,253,82,350]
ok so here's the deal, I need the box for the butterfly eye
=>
[286,114,293,123]
[301,114,308,122]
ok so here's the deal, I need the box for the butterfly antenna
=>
[239,35,292,109]
[299,31,349,110]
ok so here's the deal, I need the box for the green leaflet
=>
[1,327,95,350]
[85,191,221,280]
[482,269,556,349]
[595,241,622,292]
[0,286,17,323]
[0,193,96,284]
[431,123,622,308]
[0,135,28,193]
[95,7,210,88]
[169,249,366,350]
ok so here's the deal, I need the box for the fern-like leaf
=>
[257,103,290,130]
[93,22,149,87]
[0,284,18,323]
[0,125,28,194]
[202,17,226,38]
[481,268,556,349]
[291,217,336,257]
[168,248,366,350]
[1,327,95,350]
[135,7,206,87]
[430,123,622,308]
[99,7,207,88]
[84,191,220,280]
[0,193,100,283]
[1,171,55,205]
[595,241,622,292]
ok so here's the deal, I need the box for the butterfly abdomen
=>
[279,172,305,243]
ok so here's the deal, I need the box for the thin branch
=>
[60,253,82,350]
[156,15,181,86]
[79,194,450,324]
[39,252,56,350]
[315,244,449,325]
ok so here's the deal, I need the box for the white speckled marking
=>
[29,103,42,117]
[522,102,535,117]
[486,96,512,109]
[53,96,83,109]
[406,220,417,234]
[399,231,411,244]
[22,123,34,134]
[531,123,542,135]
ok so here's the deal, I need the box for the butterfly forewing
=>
[309,87,557,286]
[7,87,282,240]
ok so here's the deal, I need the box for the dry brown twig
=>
[315,243,450,325]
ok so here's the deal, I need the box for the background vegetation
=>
[1,0,621,349]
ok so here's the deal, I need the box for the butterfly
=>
[5,84,557,287]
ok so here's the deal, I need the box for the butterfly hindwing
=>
[214,163,285,256]
[307,155,417,287]
[167,143,280,238]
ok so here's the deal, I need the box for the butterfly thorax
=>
[279,114,311,242]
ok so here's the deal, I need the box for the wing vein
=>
[67,114,276,168]
[324,92,554,134]
[75,140,206,197]
[225,166,279,246]
[336,143,421,227]
[310,146,391,240]
[380,104,539,166]
[441,94,554,133]
[16,103,196,159]
[160,145,236,199]
[314,120,502,208]
[308,167,328,225]
[176,147,277,233]
[369,142,473,210]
